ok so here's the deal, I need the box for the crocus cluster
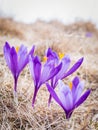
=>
[45,48,84,105]
[3,42,91,119]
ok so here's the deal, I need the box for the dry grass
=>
[0,18,98,130]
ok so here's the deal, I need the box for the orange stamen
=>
[43,56,47,62]
[69,82,73,90]
[16,46,19,53]
[58,52,64,59]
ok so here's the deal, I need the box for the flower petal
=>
[10,47,18,77]
[28,45,35,56]
[18,45,27,57]
[60,55,70,73]
[29,56,35,80]
[62,57,84,79]
[18,45,35,73]
[46,82,66,111]
[54,55,70,84]
[75,90,91,108]
[46,48,59,63]
[74,81,84,103]
[48,62,62,80]
[40,61,54,83]
[72,76,80,97]
[58,80,73,111]
[40,61,62,85]
[29,56,41,88]
[3,42,11,70]
[18,45,28,73]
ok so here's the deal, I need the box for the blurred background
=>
[0,0,98,26]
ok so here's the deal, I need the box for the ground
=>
[0,18,98,130]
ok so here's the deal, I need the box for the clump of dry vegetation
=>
[0,18,98,130]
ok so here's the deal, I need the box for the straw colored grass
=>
[0,18,98,130]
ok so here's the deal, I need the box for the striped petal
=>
[3,42,11,70]
[62,57,84,79]
[58,80,73,111]
[29,56,41,88]
[46,48,59,63]
[39,62,62,85]
[10,47,18,77]
[75,90,91,108]
[46,83,66,111]
[72,76,80,98]
[74,81,84,103]
[54,55,70,84]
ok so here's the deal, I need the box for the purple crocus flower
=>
[46,48,83,85]
[3,42,35,92]
[46,77,91,119]
[46,48,59,64]
[29,55,62,107]
[46,48,84,105]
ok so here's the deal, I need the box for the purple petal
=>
[75,90,91,108]
[48,62,62,80]
[28,45,35,56]
[29,56,35,80]
[58,80,73,111]
[10,47,18,77]
[72,76,80,86]
[46,83,66,112]
[33,56,41,87]
[46,48,59,63]
[74,81,84,103]
[4,42,11,51]
[54,55,70,83]
[18,45,27,57]
[46,62,62,87]
[60,55,70,73]
[29,56,41,88]
[40,61,54,83]
[72,76,80,97]
[39,62,62,85]
[3,42,11,70]
[18,45,28,73]
[18,45,35,73]
[46,48,58,59]
[62,57,84,79]
[19,57,28,73]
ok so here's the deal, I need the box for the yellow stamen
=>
[69,82,73,90]
[58,52,64,59]
[43,56,47,62]
[16,46,19,53]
